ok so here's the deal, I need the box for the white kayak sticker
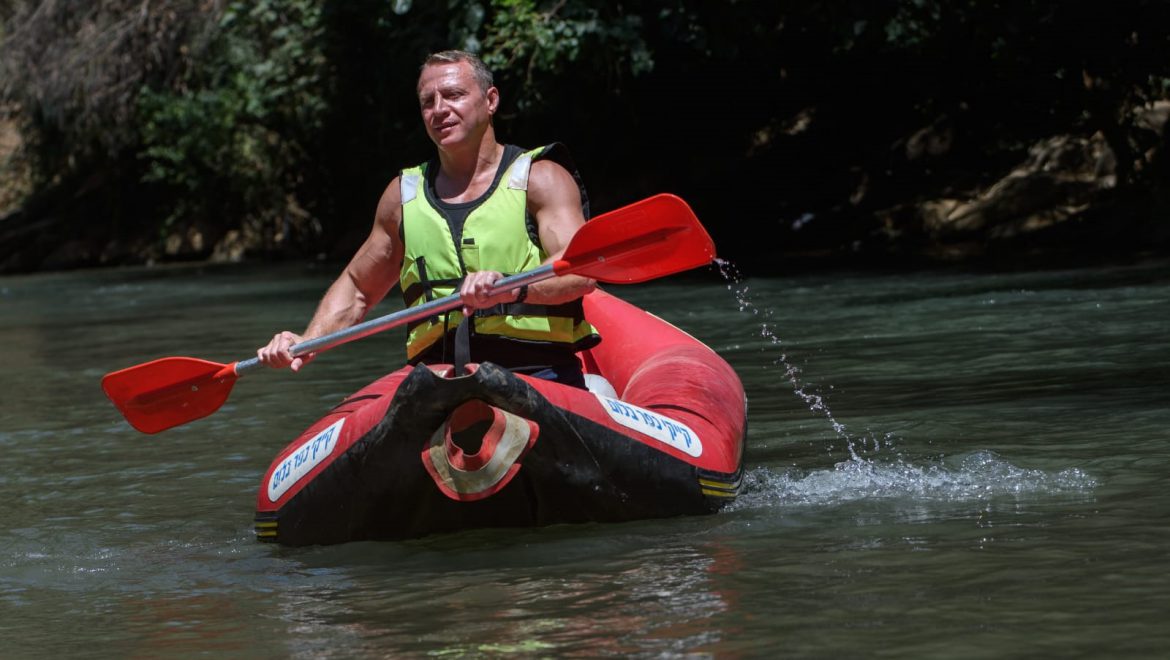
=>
[267,419,344,502]
[594,394,703,457]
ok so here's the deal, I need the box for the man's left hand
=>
[459,271,520,316]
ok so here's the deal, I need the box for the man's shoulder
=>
[530,143,582,186]
[375,175,405,224]
[527,158,576,192]
[379,173,405,202]
[528,142,572,165]
[523,142,588,217]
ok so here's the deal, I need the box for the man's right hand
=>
[257,331,316,372]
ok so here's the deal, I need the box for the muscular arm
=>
[305,181,404,336]
[258,179,404,370]
[524,159,596,304]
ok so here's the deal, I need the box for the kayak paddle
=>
[102,193,715,434]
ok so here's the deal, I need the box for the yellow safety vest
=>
[398,144,599,362]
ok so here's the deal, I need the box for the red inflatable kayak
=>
[254,288,747,545]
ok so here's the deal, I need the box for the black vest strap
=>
[454,315,472,375]
[402,278,461,308]
[403,255,462,332]
[472,299,586,322]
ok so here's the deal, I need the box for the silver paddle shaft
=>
[233,264,556,375]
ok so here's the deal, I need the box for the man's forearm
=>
[303,276,375,339]
[525,273,596,305]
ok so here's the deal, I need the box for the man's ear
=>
[486,86,500,115]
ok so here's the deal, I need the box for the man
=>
[257,50,599,387]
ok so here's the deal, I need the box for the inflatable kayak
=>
[253,288,746,546]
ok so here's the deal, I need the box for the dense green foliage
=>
[2,0,1169,271]
[137,0,328,246]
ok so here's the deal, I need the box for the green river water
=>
[1,259,1168,658]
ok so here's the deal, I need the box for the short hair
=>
[421,50,494,92]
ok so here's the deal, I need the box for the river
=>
[2,258,1168,657]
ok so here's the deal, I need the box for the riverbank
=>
[2,127,1168,276]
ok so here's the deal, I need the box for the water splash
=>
[714,258,1096,510]
[715,258,891,461]
[730,450,1097,511]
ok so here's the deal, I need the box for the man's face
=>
[417,61,498,149]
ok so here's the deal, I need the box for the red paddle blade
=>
[558,193,716,283]
[101,357,239,434]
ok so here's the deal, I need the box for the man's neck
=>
[435,130,504,203]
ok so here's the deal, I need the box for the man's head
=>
[420,50,494,93]
[417,50,499,150]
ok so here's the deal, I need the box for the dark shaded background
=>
[2,1,1169,274]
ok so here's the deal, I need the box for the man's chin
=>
[434,134,467,149]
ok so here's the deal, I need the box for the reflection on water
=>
[272,526,745,657]
[2,259,1170,656]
